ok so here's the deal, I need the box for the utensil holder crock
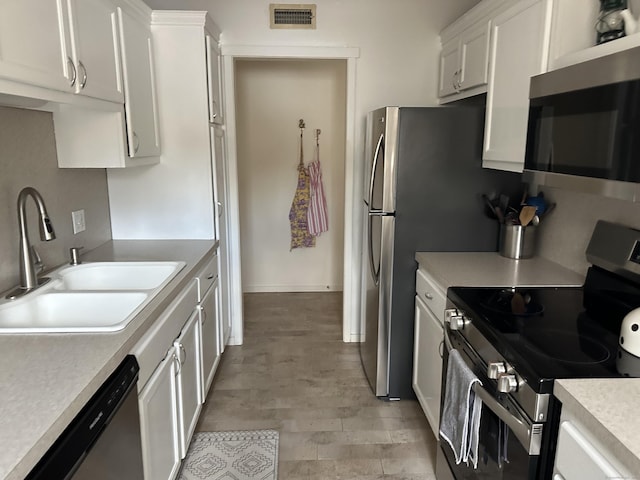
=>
[499,224,536,259]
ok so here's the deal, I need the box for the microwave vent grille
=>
[270,4,316,29]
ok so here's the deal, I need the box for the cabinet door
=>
[66,0,123,102]
[438,37,460,98]
[211,125,231,348]
[483,0,550,172]
[413,296,444,439]
[138,348,181,480]
[206,35,223,125]
[458,20,491,91]
[118,7,160,157]
[174,310,203,458]
[200,278,221,397]
[0,0,71,92]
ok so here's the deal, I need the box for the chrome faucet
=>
[12,187,56,296]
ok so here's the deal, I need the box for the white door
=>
[200,277,221,396]
[211,125,231,347]
[174,310,203,458]
[458,20,491,91]
[138,347,181,480]
[438,37,460,97]
[66,0,123,102]
[483,0,550,171]
[0,0,71,92]
[206,35,223,125]
[118,7,160,157]
[412,295,444,438]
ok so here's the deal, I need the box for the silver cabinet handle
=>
[423,292,433,300]
[438,340,444,359]
[178,343,186,365]
[211,100,218,120]
[133,131,140,154]
[200,306,207,325]
[78,61,87,89]
[173,352,181,375]
[67,57,77,87]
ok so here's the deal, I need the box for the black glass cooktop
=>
[447,266,640,392]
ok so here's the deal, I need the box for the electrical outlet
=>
[72,209,86,234]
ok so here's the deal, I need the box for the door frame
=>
[221,45,360,344]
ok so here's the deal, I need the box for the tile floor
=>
[195,292,438,479]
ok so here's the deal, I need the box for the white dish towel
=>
[439,349,483,469]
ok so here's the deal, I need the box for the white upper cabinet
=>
[0,0,123,103]
[118,6,160,157]
[482,0,552,172]
[439,19,491,99]
[64,0,123,102]
[206,35,223,125]
[0,0,70,93]
[438,0,504,102]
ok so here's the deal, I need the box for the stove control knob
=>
[497,374,518,393]
[487,362,506,379]
[445,308,467,330]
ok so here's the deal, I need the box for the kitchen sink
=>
[0,261,185,333]
[54,261,185,290]
[0,292,149,333]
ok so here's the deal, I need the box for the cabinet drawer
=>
[195,254,218,301]
[416,269,447,323]
[132,281,198,388]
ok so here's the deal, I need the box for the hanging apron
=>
[307,142,329,236]
[289,134,315,250]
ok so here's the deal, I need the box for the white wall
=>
[235,59,346,292]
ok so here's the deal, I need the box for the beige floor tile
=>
[195,292,437,477]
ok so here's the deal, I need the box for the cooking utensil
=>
[499,194,509,215]
[519,205,537,227]
[483,194,500,220]
[494,206,505,224]
[532,215,540,226]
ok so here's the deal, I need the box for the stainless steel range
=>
[436,220,640,480]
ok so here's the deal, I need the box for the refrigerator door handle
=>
[368,133,384,208]
[367,214,379,285]
[368,210,394,217]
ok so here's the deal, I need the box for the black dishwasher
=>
[26,355,144,480]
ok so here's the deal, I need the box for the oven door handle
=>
[471,382,538,455]
[443,327,541,455]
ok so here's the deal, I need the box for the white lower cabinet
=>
[412,266,447,439]
[138,347,181,480]
[199,277,221,395]
[174,310,203,458]
[413,295,444,438]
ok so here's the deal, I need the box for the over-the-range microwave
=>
[523,45,640,202]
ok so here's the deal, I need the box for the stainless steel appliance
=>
[524,45,640,202]
[359,106,520,399]
[26,355,144,480]
[436,220,640,479]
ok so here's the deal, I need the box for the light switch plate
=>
[72,209,86,234]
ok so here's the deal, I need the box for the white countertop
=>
[555,378,640,475]
[0,240,216,480]
[415,252,585,288]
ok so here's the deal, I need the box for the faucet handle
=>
[31,246,44,274]
[69,246,84,266]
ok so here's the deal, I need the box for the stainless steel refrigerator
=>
[360,106,520,399]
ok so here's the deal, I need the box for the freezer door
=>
[361,211,395,397]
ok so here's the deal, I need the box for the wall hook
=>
[315,128,321,146]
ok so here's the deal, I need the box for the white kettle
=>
[620,9,640,35]
[617,307,640,376]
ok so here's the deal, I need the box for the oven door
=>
[437,329,542,480]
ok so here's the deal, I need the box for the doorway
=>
[221,46,359,345]
[235,58,346,293]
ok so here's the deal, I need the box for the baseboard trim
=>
[243,284,343,293]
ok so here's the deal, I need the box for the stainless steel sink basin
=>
[54,261,185,290]
[0,292,149,333]
[0,261,185,333]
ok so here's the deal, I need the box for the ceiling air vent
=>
[270,4,316,29]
